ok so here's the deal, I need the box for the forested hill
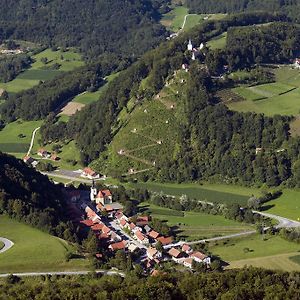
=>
[0,0,168,60]
[0,152,72,237]
[186,0,300,22]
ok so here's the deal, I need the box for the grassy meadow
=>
[228,66,300,116]
[140,202,253,241]
[207,32,227,50]
[209,234,300,271]
[0,119,42,155]
[0,215,89,273]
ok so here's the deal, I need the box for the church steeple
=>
[90,180,97,201]
[187,39,193,51]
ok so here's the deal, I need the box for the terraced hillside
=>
[91,69,190,175]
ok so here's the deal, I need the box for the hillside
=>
[0,152,71,234]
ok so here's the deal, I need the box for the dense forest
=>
[187,0,300,22]
[0,152,76,239]
[0,54,32,82]
[0,0,169,61]
[1,267,300,299]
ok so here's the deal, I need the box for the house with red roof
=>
[190,251,211,264]
[91,223,104,231]
[101,225,111,235]
[136,216,149,226]
[148,230,159,240]
[156,236,173,246]
[182,257,193,269]
[95,189,112,205]
[37,148,50,158]
[119,219,129,229]
[135,230,149,244]
[147,247,162,260]
[108,240,127,251]
[81,167,100,179]
[168,247,183,262]
[181,244,192,254]
[80,219,94,227]
[129,222,136,231]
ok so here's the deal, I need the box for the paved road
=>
[27,127,40,156]
[253,211,300,228]
[0,238,14,254]
[0,269,125,278]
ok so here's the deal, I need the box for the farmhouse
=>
[181,244,192,254]
[191,251,211,264]
[37,148,50,158]
[23,155,34,164]
[81,167,100,179]
[51,153,59,161]
[182,257,193,269]
[148,230,160,240]
[156,236,173,246]
[147,247,162,260]
[168,247,183,262]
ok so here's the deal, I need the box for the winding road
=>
[253,211,300,228]
[27,127,40,156]
[0,238,14,254]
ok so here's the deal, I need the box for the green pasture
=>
[262,189,300,221]
[0,215,89,273]
[140,202,253,241]
[289,254,300,265]
[133,182,259,205]
[209,234,300,268]
[207,32,227,50]
[0,120,42,154]
[161,6,188,31]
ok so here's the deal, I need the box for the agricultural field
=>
[0,48,84,94]
[161,6,189,31]
[209,234,300,271]
[140,202,253,241]
[0,215,89,273]
[0,119,42,155]
[133,182,260,206]
[207,32,227,50]
[261,189,300,221]
[228,66,300,116]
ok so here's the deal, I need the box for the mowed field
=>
[0,215,89,273]
[209,234,300,271]
[228,66,300,116]
[133,182,260,206]
[140,202,253,241]
[207,32,227,50]
[262,189,300,221]
[0,48,84,94]
[0,119,42,154]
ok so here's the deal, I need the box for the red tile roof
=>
[83,167,96,176]
[109,240,127,251]
[182,244,191,252]
[129,223,136,230]
[102,225,111,234]
[120,219,127,227]
[147,247,158,258]
[148,230,159,239]
[80,219,94,227]
[157,236,173,245]
[91,223,104,231]
[99,232,110,240]
[95,253,103,259]
[191,251,207,261]
[168,247,181,258]
[135,230,146,241]
[97,189,112,198]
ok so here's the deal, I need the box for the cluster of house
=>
[37,148,59,161]
[81,167,106,180]
[187,39,205,61]
[23,155,38,167]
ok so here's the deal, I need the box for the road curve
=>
[253,211,300,228]
[0,269,125,278]
[0,238,14,254]
[27,127,40,156]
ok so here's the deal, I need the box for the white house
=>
[81,167,100,179]
[190,251,211,264]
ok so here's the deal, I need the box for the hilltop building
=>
[187,39,193,51]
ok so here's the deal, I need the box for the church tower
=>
[187,39,193,51]
[90,180,97,201]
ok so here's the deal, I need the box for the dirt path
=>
[27,127,40,156]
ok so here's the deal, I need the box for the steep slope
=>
[0,152,70,233]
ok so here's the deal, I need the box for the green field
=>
[209,234,300,271]
[0,48,84,94]
[133,182,260,205]
[0,215,89,273]
[140,202,253,241]
[161,6,189,31]
[207,32,227,50]
[0,120,42,154]
[262,189,300,221]
[229,67,300,116]
[289,254,300,265]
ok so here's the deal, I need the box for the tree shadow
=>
[260,204,275,211]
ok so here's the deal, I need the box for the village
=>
[63,168,211,274]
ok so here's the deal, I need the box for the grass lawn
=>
[0,120,42,154]
[262,189,300,221]
[207,32,227,50]
[140,202,253,241]
[133,182,260,205]
[161,6,188,31]
[209,234,300,263]
[0,215,89,273]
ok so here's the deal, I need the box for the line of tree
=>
[2,267,300,299]
[0,54,32,82]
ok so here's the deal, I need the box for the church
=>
[90,183,113,205]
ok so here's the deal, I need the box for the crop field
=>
[228,67,300,116]
[261,189,300,221]
[0,120,42,154]
[140,202,253,241]
[0,215,88,273]
[58,101,85,116]
[133,182,259,205]
[207,32,227,50]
